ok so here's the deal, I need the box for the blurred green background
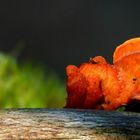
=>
[0,52,66,108]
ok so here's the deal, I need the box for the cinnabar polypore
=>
[65,38,140,110]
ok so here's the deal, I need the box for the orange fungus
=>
[65,38,140,110]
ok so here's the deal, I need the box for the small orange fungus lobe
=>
[90,56,107,64]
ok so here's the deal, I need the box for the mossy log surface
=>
[0,109,140,139]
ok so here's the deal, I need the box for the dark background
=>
[0,0,140,78]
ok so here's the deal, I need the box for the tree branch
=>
[0,109,140,139]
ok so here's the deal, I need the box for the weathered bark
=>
[0,109,140,139]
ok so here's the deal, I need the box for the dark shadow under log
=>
[0,109,140,139]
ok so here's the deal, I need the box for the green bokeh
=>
[0,53,66,108]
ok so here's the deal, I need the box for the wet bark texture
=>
[0,109,140,139]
